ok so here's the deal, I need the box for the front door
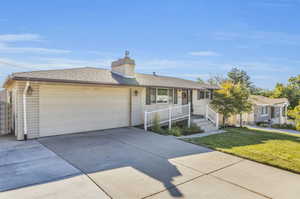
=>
[182,89,188,105]
[271,107,275,118]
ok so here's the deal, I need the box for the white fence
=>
[144,103,191,131]
[206,105,219,129]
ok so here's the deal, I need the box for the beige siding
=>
[192,89,210,115]
[39,84,130,137]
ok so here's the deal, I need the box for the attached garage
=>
[39,85,130,137]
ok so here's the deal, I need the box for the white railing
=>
[144,103,191,131]
[206,105,219,129]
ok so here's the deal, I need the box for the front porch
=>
[255,103,288,125]
[144,103,219,132]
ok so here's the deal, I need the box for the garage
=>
[39,85,130,137]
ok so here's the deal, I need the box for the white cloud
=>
[214,31,300,45]
[0,44,71,54]
[0,33,70,54]
[0,57,112,71]
[253,0,300,7]
[188,51,220,56]
[0,34,42,42]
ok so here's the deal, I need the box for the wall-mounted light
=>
[134,90,138,96]
[27,86,33,96]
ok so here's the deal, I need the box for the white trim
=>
[23,81,30,139]
[156,88,169,104]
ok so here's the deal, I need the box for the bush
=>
[271,123,296,130]
[182,123,204,135]
[166,127,182,136]
[256,121,270,127]
[151,114,165,134]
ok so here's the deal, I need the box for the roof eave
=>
[11,76,213,90]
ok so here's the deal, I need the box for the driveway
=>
[1,128,300,199]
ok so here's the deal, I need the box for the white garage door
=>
[39,85,130,137]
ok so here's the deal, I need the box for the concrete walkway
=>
[1,128,300,199]
[178,130,226,139]
[246,125,300,135]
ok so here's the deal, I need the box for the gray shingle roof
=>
[6,67,218,90]
[250,95,289,105]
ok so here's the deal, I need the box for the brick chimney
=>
[111,51,135,78]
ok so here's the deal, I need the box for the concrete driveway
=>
[1,128,300,199]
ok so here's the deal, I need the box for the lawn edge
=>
[182,137,300,176]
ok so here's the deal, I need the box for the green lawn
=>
[184,128,300,174]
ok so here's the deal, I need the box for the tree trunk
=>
[223,116,226,128]
[240,113,243,127]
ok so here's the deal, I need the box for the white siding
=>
[39,85,130,137]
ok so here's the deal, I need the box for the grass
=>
[184,128,300,174]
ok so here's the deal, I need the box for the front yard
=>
[184,128,300,174]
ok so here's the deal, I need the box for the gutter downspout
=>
[23,81,30,140]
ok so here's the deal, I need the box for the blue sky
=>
[0,0,299,89]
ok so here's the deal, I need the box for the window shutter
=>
[169,88,173,104]
[150,88,156,104]
[146,87,151,105]
[174,89,178,104]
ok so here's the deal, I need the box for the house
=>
[2,52,218,140]
[0,90,8,135]
[228,95,289,126]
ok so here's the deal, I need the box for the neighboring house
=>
[0,90,8,135]
[2,52,218,140]
[228,95,289,126]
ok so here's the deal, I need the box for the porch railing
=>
[206,105,219,129]
[144,103,191,131]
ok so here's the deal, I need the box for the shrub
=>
[271,123,296,130]
[182,123,204,135]
[256,121,269,127]
[151,114,164,134]
[167,127,182,136]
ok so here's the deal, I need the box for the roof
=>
[249,95,289,106]
[4,67,218,90]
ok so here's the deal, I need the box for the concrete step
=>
[192,119,218,132]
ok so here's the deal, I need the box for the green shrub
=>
[271,123,296,130]
[256,121,269,127]
[167,127,182,136]
[182,123,204,135]
[151,114,164,134]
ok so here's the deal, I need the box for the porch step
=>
[192,118,218,132]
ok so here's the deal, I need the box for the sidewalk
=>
[178,130,226,139]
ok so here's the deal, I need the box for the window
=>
[146,87,178,105]
[157,88,169,103]
[205,91,210,99]
[261,106,268,115]
[197,90,205,100]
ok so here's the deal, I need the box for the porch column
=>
[279,106,283,124]
[285,104,288,123]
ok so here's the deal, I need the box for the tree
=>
[272,79,300,109]
[231,83,252,127]
[289,103,300,131]
[250,86,273,97]
[228,67,252,89]
[210,81,237,126]
[207,75,226,86]
[196,77,205,84]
